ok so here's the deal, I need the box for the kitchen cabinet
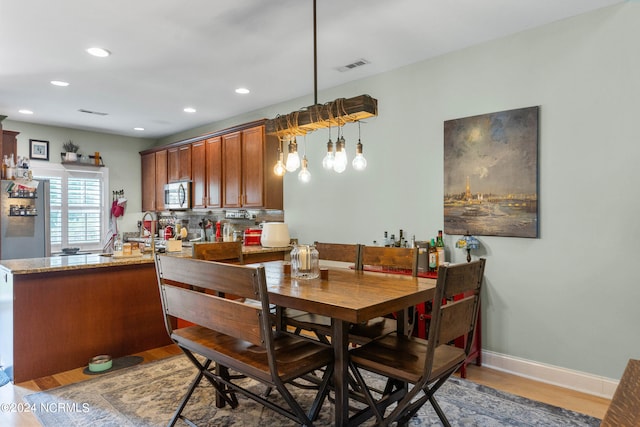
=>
[155,150,167,210]
[191,141,205,208]
[191,137,222,209]
[205,136,222,208]
[1,129,18,167]
[222,131,242,208]
[222,125,282,209]
[140,119,282,212]
[141,152,156,211]
[141,150,167,211]
[168,145,191,182]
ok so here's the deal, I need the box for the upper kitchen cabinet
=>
[141,149,168,211]
[140,119,282,212]
[222,125,282,209]
[205,136,222,208]
[168,145,191,182]
[192,136,223,209]
[155,150,167,210]
[2,129,18,165]
[141,152,156,211]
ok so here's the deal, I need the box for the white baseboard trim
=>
[481,350,618,399]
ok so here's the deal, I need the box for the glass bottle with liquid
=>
[436,230,445,266]
[428,239,439,273]
[113,234,123,254]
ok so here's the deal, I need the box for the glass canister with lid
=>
[290,244,319,279]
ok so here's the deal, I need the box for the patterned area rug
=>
[0,369,9,387]
[24,355,601,426]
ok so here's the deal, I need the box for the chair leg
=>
[308,364,334,421]
[428,395,452,427]
[168,366,206,427]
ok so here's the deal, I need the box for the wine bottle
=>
[428,239,438,272]
[436,230,445,266]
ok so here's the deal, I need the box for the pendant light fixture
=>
[322,127,335,170]
[267,0,378,181]
[333,129,348,173]
[352,121,367,171]
[285,136,301,172]
[273,137,286,176]
[298,136,311,183]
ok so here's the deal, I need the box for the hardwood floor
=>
[0,344,611,426]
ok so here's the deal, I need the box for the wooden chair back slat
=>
[359,246,419,276]
[437,296,477,345]
[161,284,263,345]
[314,242,360,264]
[192,241,243,263]
[441,261,483,298]
[157,255,258,299]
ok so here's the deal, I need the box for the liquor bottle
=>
[398,229,404,247]
[436,230,445,266]
[389,234,396,247]
[383,231,389,247]
[428,239,438,272]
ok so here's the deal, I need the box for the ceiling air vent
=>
[78,109,108,116]
[337,58,370,72]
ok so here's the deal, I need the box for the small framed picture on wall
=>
[29,139,49,161]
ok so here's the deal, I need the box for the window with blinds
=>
[31,164,110,251]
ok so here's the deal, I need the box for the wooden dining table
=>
[254,261,437,426]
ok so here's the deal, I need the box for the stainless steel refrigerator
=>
[0,179,50,259]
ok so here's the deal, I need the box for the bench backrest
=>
[155,254,267,346]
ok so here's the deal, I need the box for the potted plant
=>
[63,140,80,162]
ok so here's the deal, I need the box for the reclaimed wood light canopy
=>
[265,0,378,139]
[265,94,378,137]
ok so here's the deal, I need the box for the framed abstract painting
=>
[444,106,539,238]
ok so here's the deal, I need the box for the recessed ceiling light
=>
[18,109,34,115]
[134,127,145,131]
[86,47,111,57]
[235,87,250,94]
[183,107,196,113]
[51,80,70,87]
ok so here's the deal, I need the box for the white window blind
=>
[31,164,109,251]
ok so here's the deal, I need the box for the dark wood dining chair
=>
[348,258,486,426]
[348,245,420,343]
[359,245,419,276]
[282,242,361,342]
[154,254,334,427]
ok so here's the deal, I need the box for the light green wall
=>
[5,3,637,380]
[161,3,639,380]
[2,120,156,232]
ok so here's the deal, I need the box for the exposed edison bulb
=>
[333,136,348,173]
[322,139,335,170]
[285,137,301,172]
[273,152,286,176]
[298,156,311,183]
[352,140,367,171]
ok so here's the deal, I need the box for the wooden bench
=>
[154,254,334,426]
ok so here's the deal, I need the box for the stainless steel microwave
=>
[164,181,191,210]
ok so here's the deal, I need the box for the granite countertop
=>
[0,245,291,275]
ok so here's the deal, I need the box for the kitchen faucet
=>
[141,211,157,253]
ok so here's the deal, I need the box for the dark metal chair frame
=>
[348,258,486,426]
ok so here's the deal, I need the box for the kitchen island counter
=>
[0,245,290,275]
[0,245,288,383]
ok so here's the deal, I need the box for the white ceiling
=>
[0,0,621,139]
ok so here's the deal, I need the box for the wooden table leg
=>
[332,318,350,426]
